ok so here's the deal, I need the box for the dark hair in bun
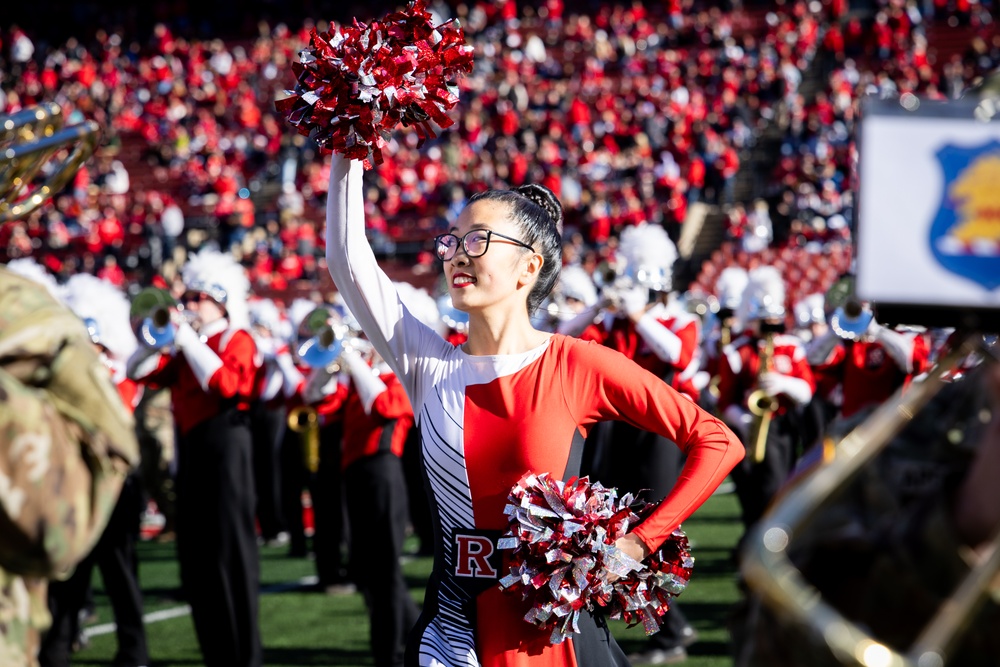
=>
[467,184,563,315]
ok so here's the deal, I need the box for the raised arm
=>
[324,155,446,400]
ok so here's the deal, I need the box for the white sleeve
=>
[342,349,388,415]
[275,352,305,399]
[873,326,914,373]
[556,303,601,337]
[174,322,223,392]
[325,156,448,408]
[635,312,682,364]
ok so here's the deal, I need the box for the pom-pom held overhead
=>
[498,472,693,644]
[276,0,475,168]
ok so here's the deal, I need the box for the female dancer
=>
[326,154,744,667]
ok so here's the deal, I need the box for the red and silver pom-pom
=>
[275,0,474,168]
[497,472,693,644]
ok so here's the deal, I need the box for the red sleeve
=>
[136,353,180,390]
[116,378,140,414]
[910,332,931,375]
[565,338,744,550]
[314,380,349,419]
[370,374,413,422]
[789,344,817,394]
[812,344,845,400]
[207,329,258,399]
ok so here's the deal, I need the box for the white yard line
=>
[82,575,320,639]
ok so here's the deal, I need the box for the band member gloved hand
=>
[758,371,812,406]
[302,364,340,405]
[275,350,305,399]
[620,285,650,320]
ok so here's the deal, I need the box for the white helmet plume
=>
[714,267,749,312]
[558,265,598,307]
[618,223,677,292]
[739,265,787,324]
[61,273,137,361]
[5,258,61,301]
[181,248,251,330]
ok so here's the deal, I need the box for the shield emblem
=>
[928,141,1000,290]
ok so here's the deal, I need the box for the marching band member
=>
[558,264,599,315]
[248,296,291,546]
[126,249,262,667]
[810,297,930,426]
[339,340,420,667]
[717,266,815,541]
[572,223,704,665]
[39,274,149,667]
[702,266,751,407]
[283,301,354,592]
[792,292,828,347]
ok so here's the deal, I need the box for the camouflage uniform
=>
[134,386,176,533]
[0,267,140,666]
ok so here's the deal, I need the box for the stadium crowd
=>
[0,0,998,665]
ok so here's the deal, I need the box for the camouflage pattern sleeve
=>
[0,267,140,665]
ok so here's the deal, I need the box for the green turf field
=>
[72,491,743,667]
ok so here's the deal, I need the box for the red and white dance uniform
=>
[326,156,743,667]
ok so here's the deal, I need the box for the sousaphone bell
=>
[0,103,100,222]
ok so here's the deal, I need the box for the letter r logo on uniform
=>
[454,534,497,578]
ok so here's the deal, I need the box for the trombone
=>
[747,333,779,464]
[741,331,998,667]
[0,103,100,222]
[287,405,320,474]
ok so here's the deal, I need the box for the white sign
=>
[857,99,1000,316]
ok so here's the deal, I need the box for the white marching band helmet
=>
[181,248,252,330]
[61,273,137,363]
[618,223,678,293]
[715,267,750,314]
[740,265,787,324]
[558,265,599,309]
[794,292,827,329]
[248,296,287,358]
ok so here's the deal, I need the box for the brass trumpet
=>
[741,332,998,667]
[747,334,778,464]
[287,405,320,474]
[0,103,100,222]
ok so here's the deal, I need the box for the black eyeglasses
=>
[434,229,535,262]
